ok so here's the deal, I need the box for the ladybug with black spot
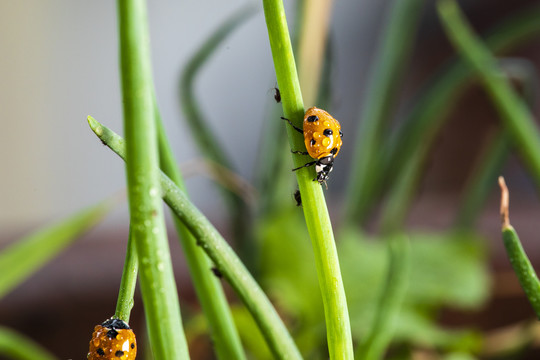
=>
[282,107,343,184]
[88,318,136,360]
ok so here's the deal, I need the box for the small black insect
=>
[273,87,281,103]
[294,189,302,207]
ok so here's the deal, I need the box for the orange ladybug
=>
[282,107,343,184]
[88,318,136,360]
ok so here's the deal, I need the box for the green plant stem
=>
[499,177,540,318]
[378,4,540,231]
[344,0,426,224]
[0,327,57,360]
[437,0,540,188]
[502,225,540,318]
[379,154,422,234]
[179,6,256,258]
[155,100,246,360]
[262,0,353,358]
[114,228,139,323]
[116,0,188,358]
[454,131,509,230]
[0,199,113,299]
[87,116,301,360]
[355,234,410,360]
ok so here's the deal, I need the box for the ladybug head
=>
[315,155,334,185]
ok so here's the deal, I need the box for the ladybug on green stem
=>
[88,318,136,360]
[282,107,343,185]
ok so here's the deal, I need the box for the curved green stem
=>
[0,327,57,360]
[114,229,138,323]
[88,116,301,360]
[179,6,256,258]
[437,0,540,186]
[262,0,353,358]
[498,177,540,318]
[378,4,540,231]
[155,99,246,360]
[117,0,188,358]
[344,0,426,224]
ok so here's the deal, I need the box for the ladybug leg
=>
[291,150,309,155]
[281,117,303,134]
[292,160,317,171]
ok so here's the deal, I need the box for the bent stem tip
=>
[498,176,510,229]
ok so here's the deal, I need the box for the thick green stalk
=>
[88,117,301,360]
[0,200,113,299]
[499,177,540,318]
[437,0,540,188]
[116,0,188,358]
[114,229,138,323]
[355,234,410,360]
[344,0,426,224]
[155,101,246,360]
[262,0,353,358]
[0,327,57,360]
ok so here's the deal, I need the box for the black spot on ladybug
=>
[211,267,223,278]
[102,318,130,330]
[331,148,338,155]
[310,139,316,146]
[115,350,124,357]
[307,115,318,122]
[106,329,119,339]
[323,128,333,136]
[131,343,135,349]
[97,348,105,356]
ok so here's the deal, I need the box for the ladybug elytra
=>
[88,318,136,360]
[282,107,343,185]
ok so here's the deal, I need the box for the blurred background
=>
[2,0,540,359]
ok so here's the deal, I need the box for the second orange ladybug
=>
[282,107,343,184]
[88,318,137,360]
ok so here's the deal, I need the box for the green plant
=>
[4,0,540,359]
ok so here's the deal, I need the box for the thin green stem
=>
[114,229,139,323]
[0,199,113,300]
[262,0,353,358]
[116,0,188,358]
[88,116,301,360]
[355,234,410,360]
[378,4,540,232]
[501,226,540,317]
[499,177,540,318]
[454,131,509,230]
[179,6,256,258]
[437,0,540,188]
[0,327,57,360]
[379,154,423,234]
[155,99,246,360]
[344,0,426,224]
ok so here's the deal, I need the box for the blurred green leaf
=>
[406,231,490,309]
[258,219,489,353]
[0,199,114,299]
[0,326,57,360]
